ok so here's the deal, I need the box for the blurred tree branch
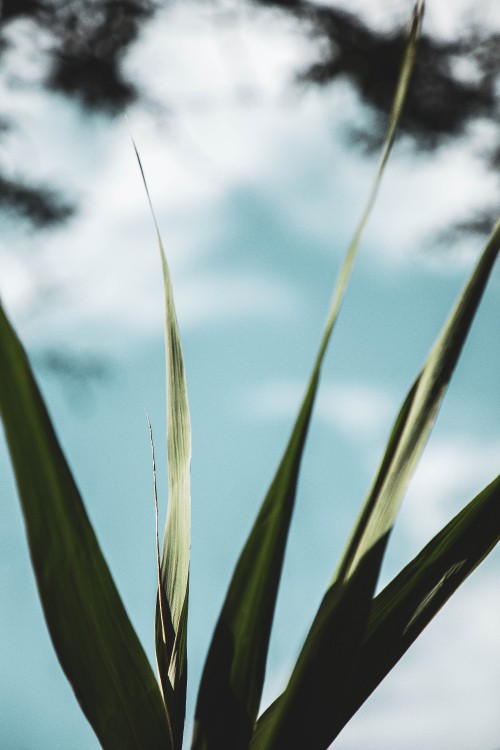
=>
[1,0,499,235]
[0,0,498,395]
[0,0,158,228]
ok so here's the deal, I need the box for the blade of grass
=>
[192,5,424,749]
[134,144,192,749]
[252,474,500,747]
[337,473,500,735]
[252,214,500,750]
[333,212,500,591]
[147,412,176,745]
[0,302,171,750]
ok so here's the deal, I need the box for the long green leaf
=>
[252,214,500,750]
[134,144,192,749]
[0,302,171,750]
[336,473,500,735]
[192,5,423,749]
[252,474,500,747]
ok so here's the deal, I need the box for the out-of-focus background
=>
[1,1,499,747]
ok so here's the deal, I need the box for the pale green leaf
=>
[134,145,192,749]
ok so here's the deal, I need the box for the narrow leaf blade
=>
[337,473,500,734]
[252,475,500,747]
[134,144,192,749]
[336,215,500,588]
[192,5,423,749]
[0,302,171,750]
[252,203,500,750]
[192,374,318,750]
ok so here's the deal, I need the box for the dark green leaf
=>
[192,5,424,748]
[252,201,500,750]
[338,474,500,734]
[0,302,171,750]
[252,475,500,747]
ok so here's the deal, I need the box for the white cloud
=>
[249,379,394,441]
[316,382,395,439]
[366,142,498,271]
[3,220,296,349]
[260,572,500,750]
[125,1,315,105]
[120,2,500,281]
[425,0,500,39]
[175,272,297,326]
[332,570,500,750]
[314,0,500,39]
[398,435,500,549]
[2,0,499,350]
[0,250,38,314]
[249,379,303,418]
[0,106,298,348]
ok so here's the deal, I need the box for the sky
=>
[1,1,499,748]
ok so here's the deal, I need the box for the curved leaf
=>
[252,209,500,750]
[0,302,171,750]
[135,145,192,749]
[337,473,500,734]
[192,4,424,748]
[252,475,500,747]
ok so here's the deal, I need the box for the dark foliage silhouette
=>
[1,0,498,233]
[0,0,157,227]
[252,0,500,239]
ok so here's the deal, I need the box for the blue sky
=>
[1,1,500,748]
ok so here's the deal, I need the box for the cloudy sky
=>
[1,1,499,748]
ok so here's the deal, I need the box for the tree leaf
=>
[0,302,171,750]
[192,5,424,749]
[252,208,500,750]
[134,144,192,749]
